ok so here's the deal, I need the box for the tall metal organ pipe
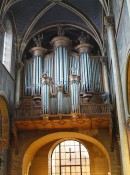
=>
[70,52,80,76]
[41,74,51,114]
[50,36,71,93]
[69,74,80,114]
[44,53,54,93]
[24,59,33,96]
[57,85,63,114]
[75,43,93,93]
[30,47,47,95]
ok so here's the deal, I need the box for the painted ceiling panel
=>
[30,4,91,37]
[65,0,102,32]
[10,0,49,36]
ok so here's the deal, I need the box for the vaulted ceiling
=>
[0,0,110,55]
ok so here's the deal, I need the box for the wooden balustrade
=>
[14,103,111,119]
[14,106,42,119]
[80,103,111,115]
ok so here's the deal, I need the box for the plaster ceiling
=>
[7,0,104,39]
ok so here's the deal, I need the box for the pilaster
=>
[104,16,130,175]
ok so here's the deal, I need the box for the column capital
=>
[75,43,93,53]
[0,24,4,37]
[100,56,108,65]
[30,47,47,57]
[50,36,71,48]
[16,61,24,71]
[104,16,115,29]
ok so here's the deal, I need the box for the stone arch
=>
[22,132,111,175]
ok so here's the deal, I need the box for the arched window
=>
[51,140,90,175]
[2,19,13,72]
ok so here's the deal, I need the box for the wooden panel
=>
[14,116,110,131]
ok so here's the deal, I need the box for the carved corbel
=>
[16,60,24,71]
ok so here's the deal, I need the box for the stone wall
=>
[112,0,130,119]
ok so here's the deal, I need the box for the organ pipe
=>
[41,74,51,114]
[75,43,102,93]
[57,85,63,114]
[30,47,47,95]
[75,43,93,93]
[69,74,80,114]
[44,53,54,93]
[24,59,33,96]
[50,36,71,93]
[70,52,79,76]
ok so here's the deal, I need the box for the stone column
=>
[100,56,110,99]
[105,16,130,174]
[15,61,24,106]
[0,25,4,62]
[126,0,130,20]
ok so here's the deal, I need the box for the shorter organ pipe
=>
[30,47,47,95]
[41,74,51,114]
[57,85,63,114]
[69,75,80,114]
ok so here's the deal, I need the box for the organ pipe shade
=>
[75,43,102,93]
[30,47,47,95]
[24,59,33,96]
[50,36,71,93]
[41,75,51,114]
[69,75,80,113]
[57,85,63,114]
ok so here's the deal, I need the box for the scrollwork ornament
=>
[0,138,9,149]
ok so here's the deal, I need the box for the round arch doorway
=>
[23,132,111,175]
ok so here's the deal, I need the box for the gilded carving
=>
[0,138,9,148]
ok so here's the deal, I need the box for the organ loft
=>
[14,26,111,131]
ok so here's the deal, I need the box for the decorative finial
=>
[78,32,90,44]
[57,25,65,36]
[33,34,44,47]
[42,70,48,77]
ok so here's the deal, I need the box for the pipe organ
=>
[24,34,104,116]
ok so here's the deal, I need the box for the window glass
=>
[2,19,13,72]
[51,140,90,175]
